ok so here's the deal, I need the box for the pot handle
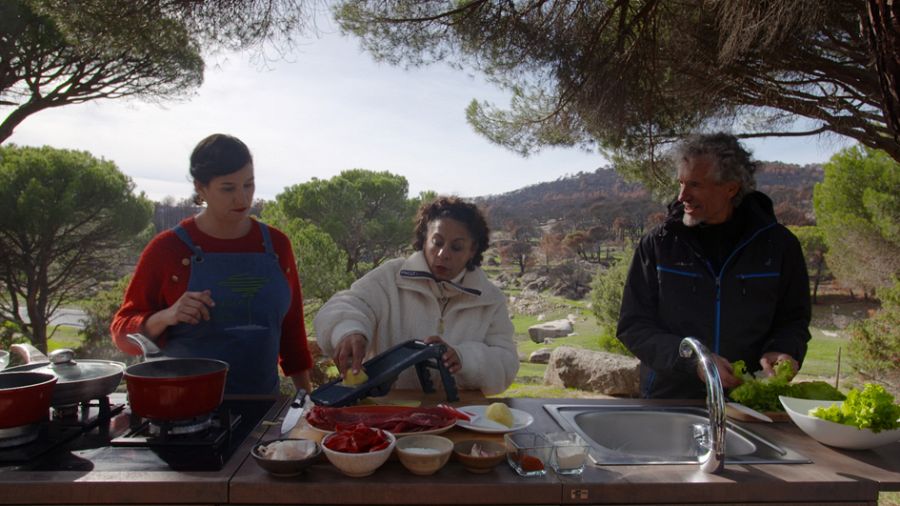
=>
[126,333,164,360]
[10,343,49,365]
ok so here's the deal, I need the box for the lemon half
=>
[485,402,514,427]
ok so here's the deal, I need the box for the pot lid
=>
[5,349,124,383]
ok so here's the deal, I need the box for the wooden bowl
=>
[452,439,506,474]
[251,438,321,477]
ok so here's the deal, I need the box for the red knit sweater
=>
[110,217,312,375]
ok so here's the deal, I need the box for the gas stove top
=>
[0,393,279,472]
[0,396,126,463]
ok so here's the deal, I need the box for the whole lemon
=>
[485,402,514,428]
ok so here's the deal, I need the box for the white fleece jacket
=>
[313,251,518,395]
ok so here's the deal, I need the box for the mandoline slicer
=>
[310,340,459,407]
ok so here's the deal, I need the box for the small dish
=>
[322,429,396,477]
[395,434,453,475]
[546,431,589,475]
[504,432,551,477]
[452,439,506,474]
[456,405,534,434]
[779,396,900,450]
[251,438,321,477]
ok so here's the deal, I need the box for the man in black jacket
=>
[617,133,811,399]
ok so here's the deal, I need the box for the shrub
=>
[848,278,900,393]
[598,327,632,356]
[0,320,27,350]
[77,275,134,362]
[590,246,633,356]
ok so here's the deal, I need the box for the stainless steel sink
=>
[544,404,809,465]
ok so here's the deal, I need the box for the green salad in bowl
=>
[810,383,900,433]
[780,384,900,450]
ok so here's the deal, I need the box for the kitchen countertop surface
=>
[2,391,898,505]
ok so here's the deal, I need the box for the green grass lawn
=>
[47,325,83,351]
[798,329,845,378]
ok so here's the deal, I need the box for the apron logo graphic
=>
[218,274,270,325]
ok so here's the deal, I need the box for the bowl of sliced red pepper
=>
[322,423,397,477]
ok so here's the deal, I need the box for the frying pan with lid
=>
[2,344,124,407]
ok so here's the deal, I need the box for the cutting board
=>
[725,404,791,422]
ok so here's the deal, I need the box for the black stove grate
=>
[0,397,125,464]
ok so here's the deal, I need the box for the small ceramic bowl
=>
[322,430,396,477]
[452,439,506,474]
[251,438,321,477]
[395,435,453,476]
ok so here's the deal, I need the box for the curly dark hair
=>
[672,132,758,207]
[412,196,490,270]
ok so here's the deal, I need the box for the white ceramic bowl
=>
[779,396,900,450]
[322,430,396,477]
[395,434,453,476]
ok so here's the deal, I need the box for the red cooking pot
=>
[124,334,228,421]
[0,372,57,429]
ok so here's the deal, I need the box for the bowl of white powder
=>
[395,434,454,475]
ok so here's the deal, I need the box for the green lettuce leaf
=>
[810,384,900,433]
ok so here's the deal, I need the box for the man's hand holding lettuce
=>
[728,360,844,412]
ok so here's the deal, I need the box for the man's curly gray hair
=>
[672,133,758,207]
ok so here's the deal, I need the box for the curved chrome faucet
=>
[679,337,725,474]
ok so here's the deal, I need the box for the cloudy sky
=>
[7,22,853,202]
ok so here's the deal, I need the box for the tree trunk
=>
[812,258,823,304]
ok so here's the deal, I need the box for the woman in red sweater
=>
[111,134,312,394]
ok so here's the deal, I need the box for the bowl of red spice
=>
[504,432,551,477]
[321,423,396,477]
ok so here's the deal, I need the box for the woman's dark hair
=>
[189,133,252,205]
[413,196,490,270]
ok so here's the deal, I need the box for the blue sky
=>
[7,24,853,202]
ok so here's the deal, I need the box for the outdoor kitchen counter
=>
[230,396,900,506]
[2,393,897,505]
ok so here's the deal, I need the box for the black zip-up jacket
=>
[617,191,811,399]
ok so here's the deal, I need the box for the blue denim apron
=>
[164,222,289,395]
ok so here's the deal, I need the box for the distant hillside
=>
[474,162,823,233]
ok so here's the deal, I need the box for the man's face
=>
[677,155,739,227]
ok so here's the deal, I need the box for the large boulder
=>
[527,319,573,343]
[543,346,640,397]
